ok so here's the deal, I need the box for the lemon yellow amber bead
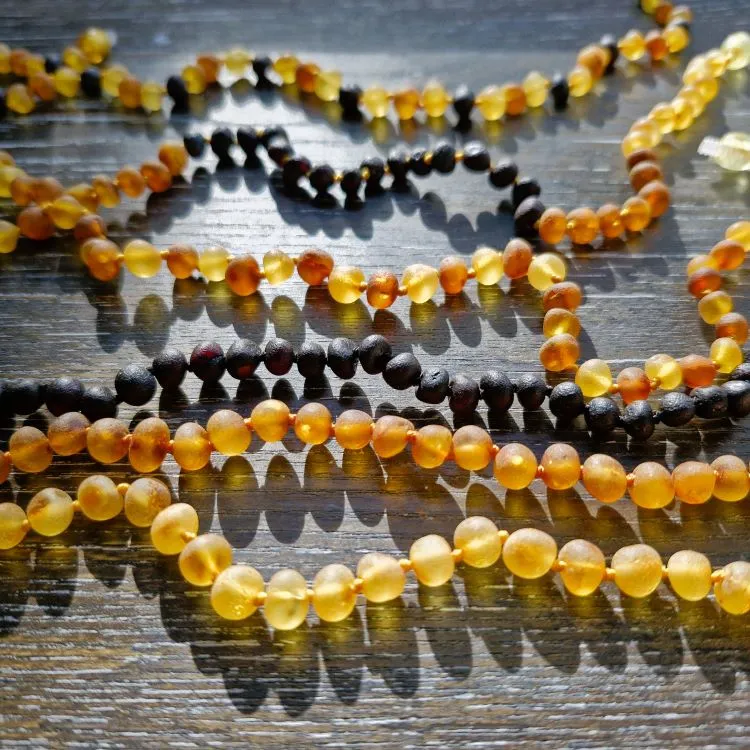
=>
[612,544,663,598]
[644,353,682,390]
[618,30,647,61]
[522,71,549,108]
[0,219,20,254]
[671,96,694,131]
[527,252,566,291]
[543,308,581,338]
[150,503,199,555]
[494,443,538,490]
[314,70,342,103]
[101,64,128,97]
[710,337,743,374]
[182,64,207,95]
[453,516,503,568]
[294,403,333,445]
[421,81,451,117]
[721,31,750,71]
[312,563,357,622]
[411,424,452,469]
[356,552,405,602]
[200,246,231,282]
[6,83,35,114]
[207,409,251,455]
[0,165,24,199]
[475,85,506,121]
[471,246,503,285]
[179,533,233,586]
[0,503,29,550]
[211,565,265,620]
[663,24,690,53]
[402,263,439,303]
[558,539,606,596]
[27,488,74,537]
[575,358,613,397]
[567,66,593,97]
[667,550,712,601]
[410,534,455,587]
[140,81,164,113]
[262,248,294,285]
[715,561,750,615]
[46,195,85,230]
[77,475,123,521]
[124,477,171,527]
[581,454,627,503]
[726,220,750,251]
[264,568,309,630]
[9,426,52,473]
[225,48,251,75]
[698,290,732,325]
[123,239,162,278]
[53,66,81,97]
[273,55,300,84]
[502,528,557,579]
[250,399,290,443]
[649,102,676,134]
[361,86,389,118]
[78,28,112,64]
[328,265,365,304]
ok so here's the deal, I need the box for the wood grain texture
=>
[1,0,750,746]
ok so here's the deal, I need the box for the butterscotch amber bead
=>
[576,358,613,398]
[46,195,85,230]
[361,86,390,118]
[10,174,35,206]
[297,248,334,286]
[226,256,262,296]
[129,417,170,473]
[357,552,405,603]
[567,65,593,97]
[687,267,721,298]
[294,403,332,445]
[0,220,19,254]
[123,239,162,278]
[196,54,221,84]
[264,569,309,630]
[710,337,743,374]
[422,81,451,118]
[476,85,506,121]
[653,2,674,25]
[224,48,251,75]
[124,477,171,527]
[8,48,30,76]
[438,257,469,295]
[366,271,399,309]
[333,410,373,450]
[686,254,718,275]
[312,563,357,623]
[140,161,172,193]
[27,488,74,537]
[645,30,669,60]
[9,426,52,473]
[141,81,165,113]
[630,161,663,191]
[558,539,606,596]
[199,246,230,282]
[207,410,251,455]
[158,141,189,176]
[726,221,750,251]
[528,252,566,291]
[619,30,647,61]
[582,454,627,503]
[616,367,651,404]
[597,204,624,239]
[709,239,745,271]
[452,425,493,471]
[672,461,715,505]
[411,425,452,469]
[503,528,557,579]
[87,418,129,464]
[261,248,293,285]
[539,333,580,372]
[543,308,581,338]
[538,208,568,245]
[53,67,81,98]
[716,312,749,344]
[31,177,64,206]
[371,415,414,458]
[211,565,264,621]
[251,400,290,443]
[6,83,35,114]
[578,45,609,78]
[620,196,651,232]
[116,166,146,198]
[393,88,420,120]
[410,534,455,587]
[78,27,112,64]
[612,544,663,598]
[0,504,28,550]
[678,353,717,387]
[693,75,719,104]
[679,85,706,117]
[166,244,200,279]
[0,165,23,199]
[328,265,365,304]
[77,475,123,521]
[150,503,199,555]
[67,183,100,212]
[402,264,439,304]
[81,238,121,282]
[494,443,538,490]
[666,550,711,601]
[541,443,581,491]
[182,64,207,95]
[172,423,212,471]
[629,462,674,509]
[179,534,233,587]
[542,282,582,312]
[29,71,57,102]
[273,54,300,84]
[638,180,670,218]
[454,516,503,568]
[711,455,750,502]
[715,561,750,615]
[295,63,320,93]
[48,412,90,456]
[472,246,504,285]
[698,290,732,325]
[502,238,533,279]
[649,102,676,134]
[118,76,142,108]
[503,83,526,116]
[18,206,55,241]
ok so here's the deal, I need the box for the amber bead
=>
[628,462,674,509]
[361,86,390,118]
[123,239,161,278]
[81,238,121,282]
[264,569,309,630]
[314,70,342,103]
[567,65,594,97]
[542,282,582,312]
[0,165,23,199]
[179,534,233,587]
[476,85,506,121]
[566,207,599,245]
[494,443,538,490]
[196,54,221,84]
[597,204,624,239]
[539,333,580,372]
[0,504,28,550]
[48,412,90,456]
[528,253,567,291]
[577,45,609,78]
[140,161,172,193]
[454,516,503,568]
[726,220,750,251]
[649,102,676,134]
[101,64,128,97]
[411,424,452,469]
[54,67,81,98]
[151,503,199,555]
[117,76,142,108]
[294,403,333,445]
[687,267,721,298]
[538,208,568,245]
[450,426,493,471]
[0,220,19,254]
[686,254,718,275]
[558,539,606,596]
[370,415,413,458]
[698,290,733,325]
[671,96,694,131]
[10,174,36,206]
[709,240,745,271]
[711,455,750,502]
[46,195,85,230]
[612,544,663,598]
[78,27,112,64]
[206,410,250,456]
[273,54,300,84]
[357,552,405,603]
[6,83,35,114]
[366,271,399,309]
[199,246,230,283]
[27,487,75,537]
[129,417,171,473]
[422,81,451,118]
[393,88,420,120]
[620,196,651,232]
[582,454,627,503]
[9,426,53,473]
[576,358,613,398]
[402,264,439,304]
[224,48,251,75]
[67,183,100,212]
[158,141,189,176]
[672,461,715,505]
[210,565,264,621]
[502,238,533,279]
[678,354,717,387]
[664,550,711,602]
[710,337,743,374]
[629,161,663,191]
[296,248,333,286]
[619,30,647,60]
[409,534,455,587]
[116,166,147,198]
[715,561,750,615]
[8,48,30,76]
[502,528,557,579]
[716,312,749,344]
[18,206,55,241]
[472,246,504,286]
[543,308,581,338]
[166,244,200,280]
[124,477,171,528]
[250,400,290,443]
[333,410,373,450]
[172,423,212,471]
[181,64,207,95]
[503,83,527,116]
[328,265,365,304]
[438,257,469,295]
[295,63,320,93]
[540,443,581,491]
[225,256,262,296]
[86,418,129,464]
[31,177,64,206]
[616,367,651,404]
[645,30,669,60]
[29,72,57,102]
[638,181,670,218]
[77,475,123,521]
[312,564,357,623]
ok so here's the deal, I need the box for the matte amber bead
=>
[68,184,100,212]
[687,267,721,298]
[81,238,121,282]
[711,455,750,502]
[356,552,405,602]
[9,426,53,473]
[543,308,581,338]
[540,443,581,491]
[648,103,676,134]
[597,204,624,239]
[644,353,682,390]
[452,425,494,471]
[158,141,189,176]
[371,415,414,458]
[628,461,674,509]
[366,271,400,309]
[475,84,506,121]
[412,425,452,469]
[312,563,356,623]
[116,166,147,198]
[393,88,420,120]
[18,206,55,240]
[502,528,557,579]
[539,333,580,372]
[273,55,300,85]
[576,358,613,398]
[726,220,750,251]
[715,312,749,344]
[558,539,606,596]
[612,544,663,598]
[616,367,651,404]
[494,443,538,490]
[454,516,503,568]
[48,412,90,456]
[118,76,142,108]
[251,400,290,443]
[297,248,334,286]
[410,534,455,587]
[129,417,170,473]
[709,240,745,271]
[10,174,36,205]
[172,423,212,471]
[31,176,64,205]
[179,534,233,587]
[566,207,599,245]
[211,565,264,620]
[686,254,718,275]
[150,503,199,555]
[295,63,320,93]
[207,409,251,455]
[567,65,593,97]
[199,246,230,282]
[710,337,743,374]
[620,196,651,232]
[76,475,123,521]
[314,70,342,103]
[715,561,750,615]
[361,86,389,118]
[123,239,162,278]
[124,477,171,527]
[638,181,670,218]
[166,244,200,279]
[527,252,566,291]
[333,410,373,450]
[264,569,309,630]
[577,45,609,78]
[503,83,526,116]
[87,418,129,464]
[101,64,128,97]
[328,265,365,304]
[422,81,451,118]
[672,461,715,505]
[472,246,504,285]
[0,504,29,550]
[667,550,712,601]
[45,195,85,230]
[402,264,439,304]
[225,255,262,295]
[629,161,663,191]
[678,354,717,388]
[538,208,568,245]
[582,454,627,504]
[294,403,332,445]
[542,282,582,312]
[698,290,733,325]
[438,257,469,295]
[27,488,74,537]
[502,238,533,279]
[140,161,172,192]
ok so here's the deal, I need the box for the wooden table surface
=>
[1,1,749,747]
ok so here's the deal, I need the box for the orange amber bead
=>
[118,76,142,108]
[296,63,320,93]
[540,443,581,491]
[629,161,663,191]
[371,415,414,458]
[366,271,400,309]
[196,54,221,84]
[129,417,170,473]
[87,418,130,464]
[452,425,494,471]
[678,354,717,388]
[333,410,373,450]
[439,257,469,294]
[250,400,290,443]
[620,196,651,232]
[538,208,567,245]
[687,267,721,298]
[542,282,582,312]
[9,426,53,473]
[716,312,749,344]
[294,403,332,445]
[597,204,624,239]
[9,174,35,206]
[645,30,669,60]
[29,72,57,101]
[539,333,580,371]
[638,180,670,217]
[412,425,452,469]
[140,161,172,192]
[494,443,538,490]
[81,237,121,282]
[158,141,189,176]
[711,455,750,502]
[616,367,652,404]
[48,412,90,456]
[225,256,262,296]
[503,83,527,116]
[91,175,119,208]
[579,44,609,77]
[116,166,147,198]
[18,206,55,240]
[543,308,581,338]
[709,240,745,271]
[297,248,333,285]
[165,244,199,279]
[582,454,627,503]
[626,148,659,169]
[393,88,420,120]
[686,254,717,275]
[31,176,64,205]
[502,238,533,279]
[672,461,715,505]
[566,207,599,245]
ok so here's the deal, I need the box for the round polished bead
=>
[172,423,212,471]
[328,265,365,304]
[371,415,414,458]
[77,475,122,521]
[502,528,557,579]
[264,569,309,630]
[628,462,674,509]
[294,403,332,445]
[402,264,439,304]
[645,353,682,390]
[211,565,264,620]
[539,333,580,372]
[207,410,251,455]
[312,564,356,622]
[582,454,627,503]
[333,410,373,451]
[9,426,52,473]
[251,400,290,443]
[0,504,28,550]
[540,443,581,490]
[357,552,405,603]
[412,425,452,469]
[129,417,170,473]
[27,488,74,537]
[558,539,606,596]
[575,358,613,398]
[151,503,199,555]
[179,534,233,587]
[612,544,663,598]
[48,412,90,456]
[410,534,455,587]
[494,443,538,490]
[715,561,750,615]
[597,204,624,239]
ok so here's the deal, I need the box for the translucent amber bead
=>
[612,544,663,598]
[29,72,57,102]
[224,255,261,296]
[710,337,743,374]
[711,455,750,502]
[129,417,170,473]
[527,252,566,291]
[158,141,188,177]
[503,528,557,579]
[476,85,506,121]
[644,353,681,390]
[328,265,365,304]
[716,312,749,344]
[672,461,715,505]
[709,239,745,271]
[0,165,24,199]
[575,359,613,397]
[167,244,200,279]
[693,76,719,104]
[196,54,221,85]
[422,81,451,118]
[631,117,662,146]
[438,257,469,294]
[10,173,35,206]
[538,207,567,245]
[140,81,165,113]
[366,271,399,309]
[494,443,538,490]
[199,246,230,282]
[543,282,582,312]
[295,63,320,93]
[628,462,674,509]
[649,102,676,134]
[77,475,123,521]
[46,195,85,230]
[582,454,627,503]
[722,31,750,71]
[715,561,750,615]
[294,403,332,445]
[726,220,750,251]
[81,237,121,282]
[645,30,668,61]
[6,83,35,114]
[566,207,599,245]
[48,412,90,455]
[451,425,493,471]
[101,64,128,96]
[150,503,199,555]
[53,67,81,98]
[0,453,10,485]
[503,83,526,116]
[502,238,533,278]
[664,550,711,601]
[18,206,55,241]
[578,45,609,78]
[539,333,580,371]
[629,161,663,191]
[402,263,439,303]
[31,177,64,206]
[622,131,654,159]
[567,66,593,97]
[671,96,694,131]
[179,534,232,586]
[371,415,413,458]
[543,308,581,338]
[558,539,606,596]
[334,410,373,450]
[356,552,405,602]
[410,534,454,587]
[264,569,309,630]
[118,76,142,108]
[471,246,503,285]
[0,219,20,254]
[638,181,670,218]
[273,55,300,85]
[540,443,581,491]
[224,48,251,75]
[522,71,549,108]
[454,516,503,568]
[9,48,30,77]
[124,477,171,527]
[87,418,129,464]
[597,204,624,239]
[686,254,718,275]
[140,161,172,193]
[679,354,717,388]
[0,504,28,550]
[679,85,705,118]
[9,426,52,473]
[182,64,207,95]
[211,565,265,620]
[251,400,290,443]
[411,424,452,469]
[27,488,74,537]
[123,239,162,278]
[207,409,250,455]
[616,367,651,404]
[62,45,87,72]
[172,422,212,471]
[698,290,732,325]
[393,88,420,120]
[297,248,333,286]
[663,24,690,54]
[361,86,389,118]
[312,563,356,622]
[704,49,730,77]
[67,183,100,212]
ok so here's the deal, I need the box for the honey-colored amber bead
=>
[0,504,29,550]
[140,161,172,193]
[597,204,624,239]
[157,141,188,177]
[638,181,670,218]
[182,64,207,95]
[24,53,45,77]
[686,254,718,275]
[67,183,100,212]
[567,65,593,97]
[679,85,706,118]
[118,76,142,108]
[621,130,655,159]
[576,358,613,398]
[77,475,123,521]
[710,337,743,374]
[296,248,333,286]
[672,461,715,505]
[273,55,300,84]
[199,246,231,282]
[438,256,469,295]
[211,565,264,620]
[528,252,566,291]
[164,244,199,280]
[10,174,35,206]
[645,30,669,61]
[31,176,64,206]
[687,267,721,298]
[411,424,452,469]
[0,165,24,199]
[663,24,690,54]
[393,88,420,120]
[726,220,750,251]
[648,102,676,135]
[250,400,290,443]
[410,534,454,586]
[356,552,405,603]
[678,353,717,388]
[612,544,663,598]
[333,410,373,450]
[616,367,652,404]
[665,550,711,602]
[259,248,293,285]
[630,116,663,146]
[422,81,451,118]
[9,426,52,473]
[715,561,750,615]
[361,86,390,118]
[29,71,57,102]
[6,83,35,114]
[454,516,503,568]
[582,454,627,503]
[402,263,439,303]
[196,54,222,85]
[371,415,414,458]
[295,62,320,93]
[294,403,332,445]
[452,425,493,471]
[18,206,54,241]
[124,477,171,528]
[179,534,233,586]
[140,81,165,113]
[46,195,85,230]
[542,281,583,312]
[78,28,112,64]
[87,418,129,464]
[264,569,309,630]
[644,353,682,390]
[539,333,579,372]
[129,417,170,473]
[226,255,262,296]
[471,246,504,285]
[693,75,719,104]
[538,207,567,245]
[81,237,121,282]
[172,422,212,471]
[619,29,647,61]
[61,45,86,73]
[522,71,549,107]
[48,412,90,456]
[558,539,606,596]
[8,48,30,76]
[476,85,506,121]
[578,45,609,78]
[503,83,526,116]
[0,220,19,254]
[628,461,674,509]
[206,410,251,455]
[698,290,733,325]
[53,67,81,98]
[494,443,538,490]
[101,64,128,97]
[670,96,694,131]
[709,239,745,271]
[329,265,365,304]
[314,70,342,103]
[629,161,663,192]
[27,488,74,537]
[541,443,581,491]
[502,238,533,279]
[503,528,557,579]
[716,312,749,344]
[150,503,199,555]
[543,308,581,338]
[703,48,731,77]
[312,563,356,622]
[123,239,162,278]
[366,271,399,309]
